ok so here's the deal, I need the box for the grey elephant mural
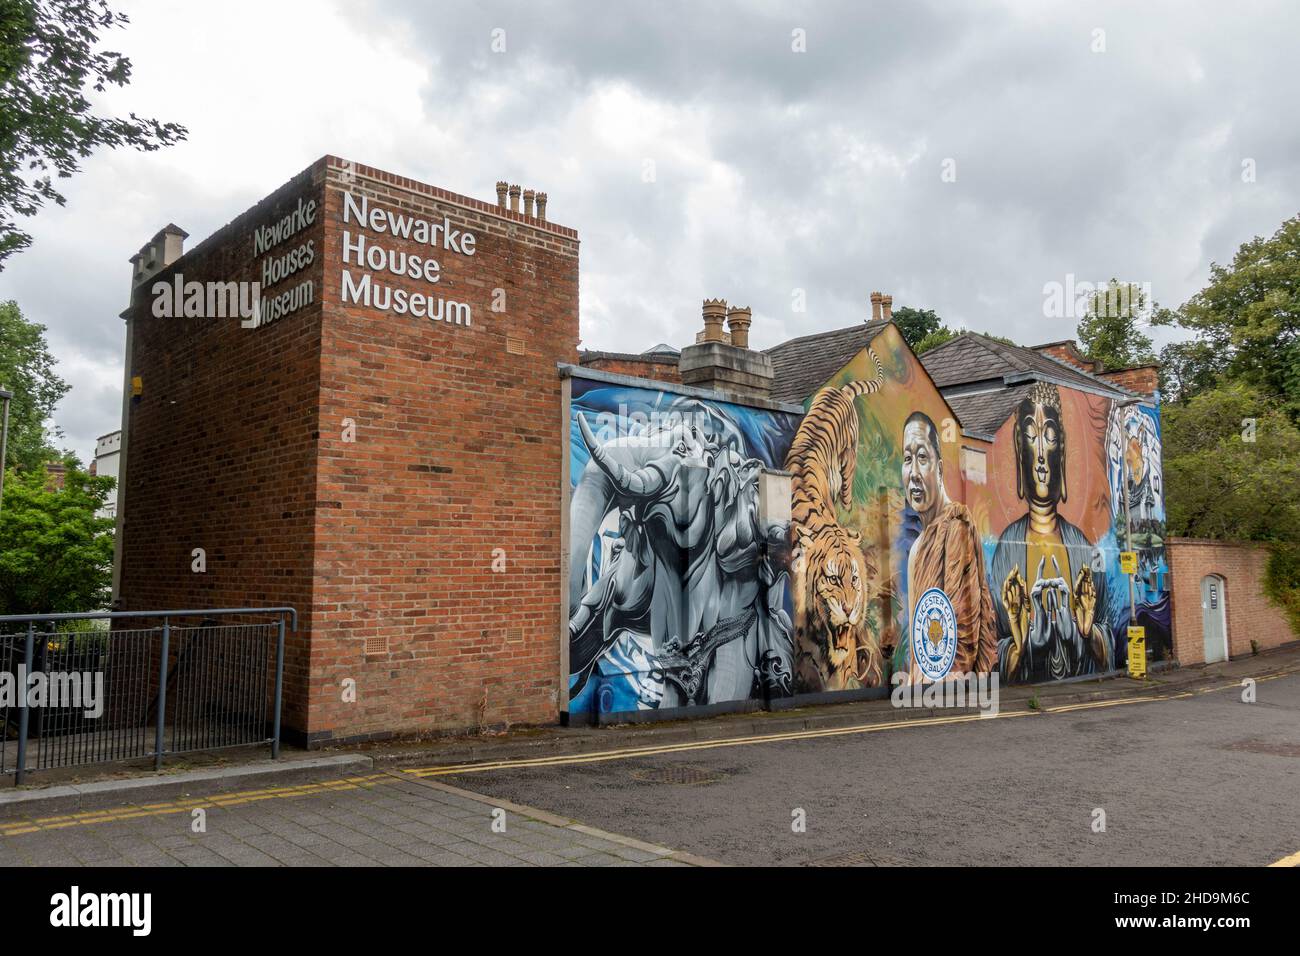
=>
[567,377,801,716]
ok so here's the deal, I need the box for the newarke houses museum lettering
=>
[339,190,476,326]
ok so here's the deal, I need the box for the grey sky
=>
[1,0,1297,462]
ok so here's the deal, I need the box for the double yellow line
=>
[0,773,397,837]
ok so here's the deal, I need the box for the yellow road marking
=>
[2,668,1293,840]
[404,670,1299,778]
[1268,849,1300,867]
[0,772,397,837]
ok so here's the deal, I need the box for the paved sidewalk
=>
[0,772,702,867]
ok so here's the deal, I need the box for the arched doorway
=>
[1201,574,1228,663]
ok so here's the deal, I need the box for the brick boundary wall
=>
[1166,537,1297,665]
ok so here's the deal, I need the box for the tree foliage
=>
[1162,384,1300,543]
[1156,212,1300,633]
[1076,279,1156,370]
[891,306,943,348]
[0,299,69,470]
[0,0,187,266]
[1154,214,1300,415]
[0,461,114,614]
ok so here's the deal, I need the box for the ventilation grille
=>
[364,636,387,655]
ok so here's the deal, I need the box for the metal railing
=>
[0,607,295,785]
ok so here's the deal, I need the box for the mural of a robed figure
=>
[899,412,998,680]
[989,382,1114,683]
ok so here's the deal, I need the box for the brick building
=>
[117,157,579,744]
[116,157,1292,742]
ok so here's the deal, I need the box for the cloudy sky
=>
[2,0,1298,461]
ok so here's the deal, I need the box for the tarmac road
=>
[436,672,1300,866]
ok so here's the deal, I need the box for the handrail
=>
[0,607,297,630]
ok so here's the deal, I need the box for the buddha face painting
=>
[1014,381,1067,507]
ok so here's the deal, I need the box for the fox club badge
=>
[912,588,957,681]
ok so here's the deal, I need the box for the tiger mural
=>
[785,346,888,692]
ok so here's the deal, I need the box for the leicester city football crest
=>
[911,588,957,681]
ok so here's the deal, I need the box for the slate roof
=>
[944,385,1035,437]
[764,320,891,405]
[918,331,1132,396]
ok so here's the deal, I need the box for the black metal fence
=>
[0,608,294,785]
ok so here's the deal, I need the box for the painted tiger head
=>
[794,523,873,674]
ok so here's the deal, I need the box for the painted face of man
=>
[1021,403,1062,504]
[902,420,942,524]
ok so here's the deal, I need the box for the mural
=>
[1105,401,1171,662]
[566,327,1171,715]
[985,382,1114,682]
[784,322,1170,692]
[566,376,801,716]
[978,384,1171,682]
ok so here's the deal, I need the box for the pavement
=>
[0,644,1296,866]
[0,770,711,867]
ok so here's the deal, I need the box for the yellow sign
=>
[1127,625,1147,679]
[1119,551,1138,574]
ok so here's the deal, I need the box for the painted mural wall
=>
[566,375,802,716]
[974,385,1171,681]
[784,322,992,692]
[786,324,1171,691]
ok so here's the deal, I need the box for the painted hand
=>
[1002,564,1029,650]
[1073,566,1097,637]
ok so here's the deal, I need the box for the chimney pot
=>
[536,192,548,221]
[881,294,893,322]
[701,298,728,343]
[522,188,535,217]
[726,305,753,350]
[870,291,883,322]
[508,184,521,213]
[495,181,509,209]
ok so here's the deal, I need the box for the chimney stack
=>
[870,291,883,323]
[726,305,753,349]
[130,223,188,290]
[679,296,774,401]
[881,294,893,322]
[508,184,521,213]
[522,188,535,217]
[536,192,547,221]
[495,181,508,209]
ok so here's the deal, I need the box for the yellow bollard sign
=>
[1119,551,1138,575]
[1127,625,1146,679]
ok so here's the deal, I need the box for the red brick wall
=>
[1036,341,1098,373]
[580,356,681,384]
[309,158,579,744]
[1098,365,1159,397]
[120,157,581,745]
[1166,537,1296,665]
[118,161,326,733]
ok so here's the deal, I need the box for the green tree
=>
[1076,279,1156,370]
[0,299,69,470]
[1162,382,1300,633]
[0,0,187,266]
[1153,214,1300,414]
[891,306,943,348]
[914,326,956,354]
[1162,383,1300,542]
[0,461,115,614]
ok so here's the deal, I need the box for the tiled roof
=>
[765,320,891,404]
[945,385,1034,437]
[919,332,1132,396]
